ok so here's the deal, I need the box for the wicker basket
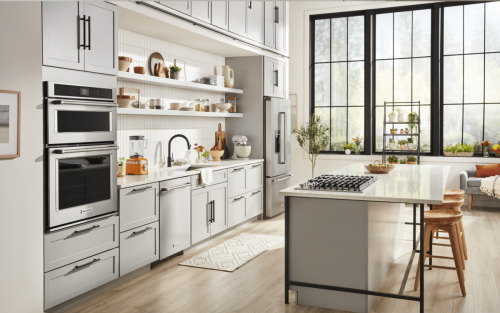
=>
[365,160,396,174]
[443,151,474,157]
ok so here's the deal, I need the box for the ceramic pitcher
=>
[222,66,234,88]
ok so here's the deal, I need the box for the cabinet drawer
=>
[228,166,247,197]
[120,221,159,276]
[44,215,118,272]
[246,163,263,191]
[191,169,228,190]
[44,248,119,310]
[246,189,263,218]
[119,182,159,232]
[228,194,247,228]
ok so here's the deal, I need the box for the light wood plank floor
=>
[67,205,500,313]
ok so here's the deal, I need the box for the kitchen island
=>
[279,163,450,313]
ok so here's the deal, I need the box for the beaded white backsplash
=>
[117,29,228,168]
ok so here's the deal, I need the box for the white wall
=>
[289,1,498,206]
[0,2,44,312]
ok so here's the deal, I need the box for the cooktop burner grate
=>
[295,174,379,193]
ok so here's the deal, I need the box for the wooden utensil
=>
[218,123,226,146]
[215,124,223,150]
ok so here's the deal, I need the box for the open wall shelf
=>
[117,108,243,118]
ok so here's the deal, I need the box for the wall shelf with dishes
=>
[117,108,243,118]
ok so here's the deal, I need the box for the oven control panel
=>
[53,83,113,100]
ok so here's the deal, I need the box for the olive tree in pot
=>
[296,114,330,178]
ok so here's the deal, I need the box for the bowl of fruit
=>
[210,148,224,161]
[364,160,395,174]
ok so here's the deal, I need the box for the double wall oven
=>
[44,82,118,230]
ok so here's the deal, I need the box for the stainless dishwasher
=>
[159,177,192,259]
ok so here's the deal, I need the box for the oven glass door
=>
[58,155,111,210]
[57,111,111,133]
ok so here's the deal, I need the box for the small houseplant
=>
[194,143,206,163]
[407,137,414,150]
[397,139,407,150]
[405,128,409,134]
[481,140,491,157]
[397,108,405,122]
[388,155,399,164]
[407,154,417,165]
[399,159,407,164]
[388,111,397,122]
[390,128,398,134]
[169,65,182,80]
[408,112,420,134]
[443,143,474,157]
[353,136,363,155]
[492,142,500,157]
[344,143,354,155]
[201,150,210,162]
[296,114,330,177]
[117,157,126,177]
[400,128,404,134]
[389,138,396,149]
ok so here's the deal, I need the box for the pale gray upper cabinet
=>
[247,1,264,44]
[42,2,85,71]
[159,1,191,15]
[264,1,286,52]
[264,57,285,98]
[42,1,117,75]
[264,57,276,98]
[228,1,247,37]
[211,1,228,30]
[84,2,118,76]
[264,2,275,49]
[275,1,285,52]
[191,1,211,23]
[274,60,285,98]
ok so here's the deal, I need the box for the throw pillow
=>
[475,164,500,177]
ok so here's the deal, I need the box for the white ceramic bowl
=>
[170,102,181,110]
[216,103,232,113]
[235,145,251,158]
[117,95,135,108]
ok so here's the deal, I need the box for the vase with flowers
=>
[481,140,492,157]
[353,136,363,155]
[193,143,206,163]
[492,142,500,158]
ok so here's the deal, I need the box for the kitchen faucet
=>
[167,134,191,167]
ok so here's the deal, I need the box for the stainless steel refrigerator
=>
[264,97,292,217]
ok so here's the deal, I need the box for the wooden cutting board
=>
[215,123,226,150]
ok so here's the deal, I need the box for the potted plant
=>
[388,155,399,165]
[397,108,405,122]
[169,65,182,80]
[194,143,206,163]
[201,150,210,163]
[397,139,407,150]
[296,114,330,177]
[407,154,417,165]
[353,136,363,155]
[117,157,126,177]
[390,128,398,134]
[388,111,397,122]
[405,128,409,134]
[443,143,474,157]
[400,128,404,134]
[399,159,407,164]
[481,140,491,157]
[389,138,396,149]
[492,142,500,157]
[344,143,354,155]
[407,137,414,150]
[408,112,420,134]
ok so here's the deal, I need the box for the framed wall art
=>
[0,90,20,158]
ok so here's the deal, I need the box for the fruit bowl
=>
[364,160,395,174]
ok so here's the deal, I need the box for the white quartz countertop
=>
[117,159,264,189]
[279,163,450,205]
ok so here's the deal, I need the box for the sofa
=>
[460,170,499,211]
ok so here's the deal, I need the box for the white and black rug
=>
[179,233,283,272]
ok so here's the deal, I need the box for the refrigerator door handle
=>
[272,174,293,183]
[278,112,286,164]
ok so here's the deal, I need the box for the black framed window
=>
[374,8,432,152]
[442,2,500,150]
[312,14,365,152]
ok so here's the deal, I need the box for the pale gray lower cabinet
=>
[44,215,119,272]
[191,1,211,23]
[119,182,160,232]
[264,56,285,98]
[246,189,263,217]
[119,221,159,276]
[158,1,191,15]
[191,168,227,189]
[247,1,264,44]
[228,189,263,228]
[228,166,247,197]
[159,177,192,259]
[191,182,228,244]
[246,163,263,191]
[228,1,247,37]
[44,248,119,310]
[211,1,228,30]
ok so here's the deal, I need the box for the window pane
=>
[486,2,500,52]
[443,105,463,146]
[315,107,331,151]
[348,61,364,107]
[485,53,500,103]
[463,105,484,144]
[331,18,347,62]
[394,59,411,102]
[332,63,347,106]
[376,60,393,107]
[315,19,330,62]
[348,16,364,61]
[443,55,463,104]
[464,3,484,54]
[413,9,431,57]
[331,107,347,151]
[315,64,330,107]
[444,6,463,55]
[413,57,431,104]
[485,104,500,143]
[394,11,412,59]
[348,107,364,151]
[375,107,386,152]
[464,54,484,103]
[376,13,393,59]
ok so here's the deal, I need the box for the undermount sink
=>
[168,164,218,173]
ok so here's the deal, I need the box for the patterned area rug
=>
[179,233,283,272]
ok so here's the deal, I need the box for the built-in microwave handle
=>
[272,175,293,183]
[161,183,192,192]
[53,146,119,154]
[51,100,118,107]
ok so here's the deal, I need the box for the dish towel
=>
[196,168,213,186]
[480,175,500,199]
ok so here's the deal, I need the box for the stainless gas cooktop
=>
[295,174,379,193]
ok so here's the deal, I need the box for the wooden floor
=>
[67,205,500,313]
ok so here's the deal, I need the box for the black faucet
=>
[168,134,191,167]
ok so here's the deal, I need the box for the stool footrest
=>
[433,236,450,240]
[424,264,457,270]
[426,254,454,260]
[433,243,451,247]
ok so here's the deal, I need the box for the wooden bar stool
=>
[443,189,465,200]
[414,210,466,296]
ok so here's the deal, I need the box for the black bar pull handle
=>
[274,70,279,86]
[212,200,215,223]
[79,15,86,49]
[87,16,91,50]
[74,258,100,270]
[249,1,252,9]
[73,224,99,235]
[274,6,279,23]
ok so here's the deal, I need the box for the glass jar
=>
[484,147,490,157]
[203,99,211,112]
[228,97,237,113]
[194,99,202,112]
